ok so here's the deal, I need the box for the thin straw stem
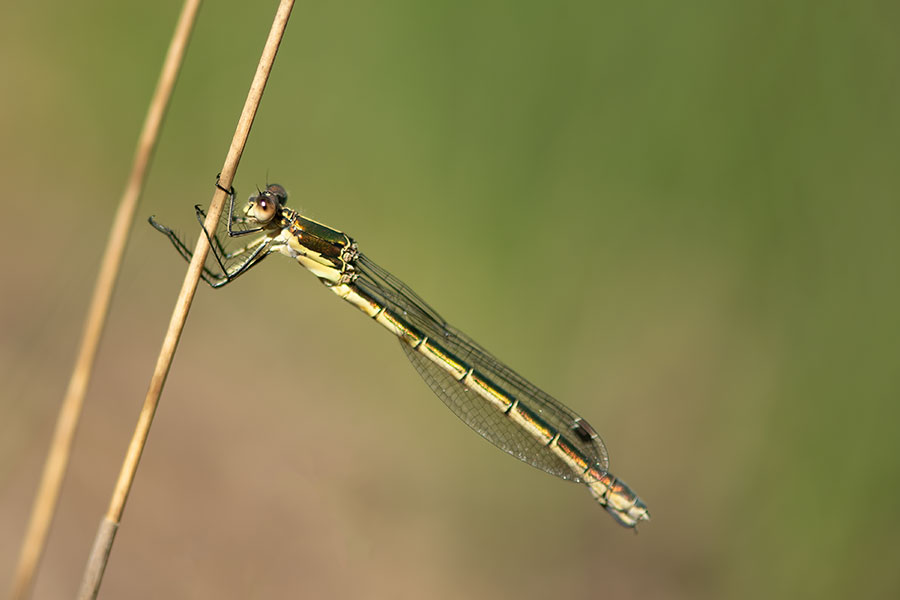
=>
[75,2,295,598]
[8,2,203,599]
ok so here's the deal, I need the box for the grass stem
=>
[75,2,295,599]
[8,1,203,598]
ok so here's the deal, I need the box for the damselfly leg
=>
[148,184,274,288]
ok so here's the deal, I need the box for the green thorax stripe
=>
[283,210,352,262]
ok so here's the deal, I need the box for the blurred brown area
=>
[2,1,899,598]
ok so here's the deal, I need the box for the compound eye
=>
[249,192,279,223]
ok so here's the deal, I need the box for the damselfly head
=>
[245,185,287,225]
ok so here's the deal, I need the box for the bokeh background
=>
[1,1,898,598]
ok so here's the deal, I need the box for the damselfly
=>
[149,181,650,528]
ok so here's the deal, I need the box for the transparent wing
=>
[355,254,609,481]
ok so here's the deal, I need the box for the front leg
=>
[192,205,275,288]
[148,215,243,288]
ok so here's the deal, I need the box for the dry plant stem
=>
[8,2,203,599]
[76,2,295,599]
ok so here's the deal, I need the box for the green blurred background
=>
[1,1,898,598]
